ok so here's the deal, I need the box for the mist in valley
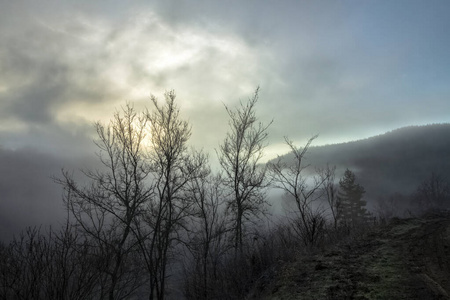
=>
[2,1,450,299]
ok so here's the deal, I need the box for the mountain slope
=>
[276,123,450,207]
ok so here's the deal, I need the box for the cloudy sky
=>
[1,0,450,239]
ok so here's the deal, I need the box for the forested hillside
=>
[277,123,450,210]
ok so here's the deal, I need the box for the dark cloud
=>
[0,20,83,125]
[5,76,68,125]
[0,148,65,240]
[0,142,103,241]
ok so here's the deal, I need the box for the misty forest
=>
[1,88,450,300]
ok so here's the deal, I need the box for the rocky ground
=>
[249,212,450,299]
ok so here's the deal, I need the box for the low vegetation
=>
[1,89,450,299]
[251,212,450,299]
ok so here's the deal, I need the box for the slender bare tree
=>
[58,104,152,300]
[217,87,272,254]
[317,164,339,229]
[414,172,450,211]
[0,224,102,300]
[133,91,207,300]
[183,170,231,300]
[269,135,326,246]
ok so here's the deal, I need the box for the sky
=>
[1,0,450,239]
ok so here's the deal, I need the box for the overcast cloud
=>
[1,0,450,239]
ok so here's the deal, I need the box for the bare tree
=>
[2,227,47,300]
[58,103,152,300]
[217,87,272,254]
[183,170,231,300]
[133,91,207,300]
[56,92,209,300]
[375,193,402,223]
[317,164,339,229]
[413,172,450,211]
[0,224,102,300]
[268,136,326,246]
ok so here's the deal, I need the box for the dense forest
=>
[1,90,450,300]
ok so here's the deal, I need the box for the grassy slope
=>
[250,213,450,300]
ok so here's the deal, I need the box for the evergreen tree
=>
[337,169,367,227]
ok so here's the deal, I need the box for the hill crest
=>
[273,123,450,206]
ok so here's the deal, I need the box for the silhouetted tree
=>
[337,169,367,227]
[217,87,271,254]
[269,136,327,246]
[0,225,101,300]
[413,172,450,211]
[135,91,207,300]
[183,171,231,300]
[317,164,339,229]
[375,193,404,222]
[59,103,152,300]
[58,93,209,300]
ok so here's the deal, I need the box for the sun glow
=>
[40,9,272,156]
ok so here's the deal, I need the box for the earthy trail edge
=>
[250,213,450,300]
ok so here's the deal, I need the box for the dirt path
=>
[252,213,450,299]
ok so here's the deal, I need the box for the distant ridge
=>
[274,123,450,207]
